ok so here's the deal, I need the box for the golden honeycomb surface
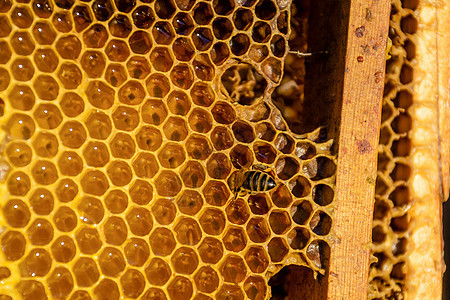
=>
[0,0,337,299]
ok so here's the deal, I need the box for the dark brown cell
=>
[173,12,193,35]
[152,21,175,45]
[230,144,253,169]
[115,0,136,13]
[312,184,334,206]
[244,276,267,300]
[212,102,236,124]
[253,142,277,164]
[277,10,288,34]
[255,0,276,20]
[193,54,215,81]
[252,21,271,43]
[2,231,26,261]
[145,73,171,98]
[210,42,230,65]
[213,0,234,15]
[401,14,418,34]
[193,2,213,25]
[127,56,151,79]
[270,35,286,57]
[32,0,53,18]
[230,34,250,56]
[92,0,113,21]
[233,8,253,30]
[186,134,213,160]
[154,0,176,19]
[192,27,213,51]
[248,194,271,215]
[399,64,413,84]
[295,141,316,160]
[191,82,215,106]
[232,121,255,143]
[129,30,152,54]
[203,180,230,206]
[275,156,299,180]
[52,12,72,33]
[269,210,291,234]
[132,5,155,29]
[173,37,195,61]
[287,227,310,250]
[73,5,92,32]
[54,0,74,9]
[83,24,109,48]
[199,208,226,236]
[177,190,204,216]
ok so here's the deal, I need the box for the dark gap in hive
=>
[269,265,327,299]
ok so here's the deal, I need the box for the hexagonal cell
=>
[98,247,126,277]
[174,217,202,246]
[176,190,203,216]
[127,56,151,79]
[192,54,214,82]
[223,226,247,252]
[128,179,153,206]
[50,236,76,264]
[211,101,236,125]
[85,111,112,140]
[55,35,82,60]
[309,210,332,236]
[372,225,386,244]
[80,51,106,78]
[124,238,150,267]
[148,48,173,74]
[80,170,109,196]
[191,82,215,106]
[373,198,390,220]
[233,8,253,31]
[401,14,418,34]
[267,237,289,262]
[312,184,334,206]
[145,74,171,98]
[197,237,223,264]
[186,134,213,160]
[11,58,34,82]
[104,190,128,214]
[120,269,146,298]
[271,35,286,58]
[206,153,232,179]
[105,39,130,62]
[134,127,161,153]
[203,180,230,206]
[246,193,270,215]
[171,246,199,275]
[295,141,317,160]
[73,5,93,32]
[157,142,186,169]
[305,156,337,180]
[83,141,110,167]
[263,57,282,82]
[117,81,146,106]
[75,227,102,254]
[230,145,254,170]
[193,2,213,25]
[6,113,36,140]
[19,248,52,277]
[1,230,26,261]
[53,206,77,232]
[192,27,213,51]
[289,175,312,198]
[306,240,330,270]
[389,184,410,207]
[390,162,412,182]
[246,217,271,243]
[244,246,269,273]
[16,280,47,300]
[167,276,193,300]
[55,179,78,203]
[108,14,132,38]
[199,208,226,236]
[391,112,413,134]
[132,5,155,29]
[291,200,313,225]
[149,227,176,256]
[230,33,250,56]
[390,214,410,232]
[220,255,247,284]
[7,171,31,196]
[145,257,172,285]
[129,30,153,54]
[244,276,267,300]
[0,15,11,37]
[210,42,230,65]
[83,24,109,48]
[126,207,153,236]
[46,266,74,299]
[287,227,310,250]
[167,91,191,116]
[194,266,219,294]
[154,170,182,197]
[31,160,58,185]
[163,116,189,141]
[11,5,34,28]
[210,126,234,151]
[104,63,128,87]
[29,188,54,215]
[33,74,60,100]
[8,84,35,111]
[152,21,175,45]
[173,12,193,35]
[232,121,255,144]
[269,210,291,235]
[6,141,32,167]
[0,41,11,64]
[77,195,105,225]
[226,199,250,225]
[11,31,35,56]
[103,216,128,246]
[274,156,299,181]
[85,80,115,109]
[253,142,277,164]
[57,63,83,89]
[141,101,168,128]
[173,37,195,62]
[171,64,194,90]
[112,106,140,131]
[180,161,206,189]
[142,288,168,300]
[154,0,176,19]
[94,279,120,300]
[3,199,30,228]
[58,151,83,176]
[52,11,73,33]
[91,0,113,21]
[152,198,177,225]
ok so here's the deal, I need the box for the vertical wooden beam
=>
[327,1,391,299]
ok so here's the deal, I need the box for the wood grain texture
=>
[327,1,391,299]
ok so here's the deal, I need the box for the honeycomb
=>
[0,0,337,299]
[368,0,424,298]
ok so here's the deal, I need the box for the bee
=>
[228,164,277,198]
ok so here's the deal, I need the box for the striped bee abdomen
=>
[242,171,276,193]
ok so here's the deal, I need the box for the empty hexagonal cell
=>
[80,51,106,78]
[94,279,120,300]
[142,99,168,125]
[19,248,52,277]
[194,266,219,294]
[75,227,102,254]
[391,112,412,134]
[31,160,58,185]
[126,207,153,236]
[230,145,254,170]
[53,206,77,232]
[233,8,253,31]
[132,153,159,179]
[105,63,128,87]
[72,5,93,32]
[193,2,213,25]
[304,156,337,180]
[289,175,312,198]
[180,161,206,188]
[232,121,255,144]
[262,57,282,83]
[129,179,153,205]
[83,141,110,167]
[269,210,291,235]
[291,200,313,225]
[8,84,35,111]
[248,193,271,215]
[120,268,146,298]
[46,266,74,299]
[154,170,182,197]
[390,214,410,232]
[256,122,276,142]
[392,137,412,157]
[230,33,250,56]
[152,21,175,45]
[223,226,247,252]
[176,190,204,216]
[206,153,232,179]
[372,225,387,244]
[85,80,115,109]
[85,111,112,140]
[203,180,230,206]
[157,142,186,169]
[220,255,247,284]
[126,56,151,79]
[270,35,286,58]
[226,199,250,225]
[58,151,83,176]
[149,228,177,256]
[210,42,230,65]
[167,90,191,116]
[174,217,202,245]
[312,184,334,206]
[167,276,193,300]
[309,210,332,236]
[103,216,128,246]
[2,199,30,228]
[11,31,35,56]
[173,12,194,35]
[152,198,177,225]
[275,156,300,180]
[401,14,418,34]
[186,134,213,160]
[252,21,271,43]
[26,218,53,246]
[267,237,289,262]
[32,131,58,157]
[98,247,126,277]
[112,106,140,131]
[29,188,54,215]
[199,208,226,236]
[255,0,276,20]
[135,126,162,152]
[210,126,234,151]
[1,231,26,261]
[7,171,31,196]
[399,63,413,84]
[287,227,310,250]
[171,246,199,275]
[191,82,215,106]
[145,257,171,286]
[163,116,189,141]
[192,27,213,51]
[244,246,269,273]
[118,80,146,105]
[306,240,330,270]
[246,217,271,243]
[253,142,277,164]
[83,24,109,48]
[389,184,410,207]
[244,276,267,300]
[390,162,412,182]
[274,134,295,154]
